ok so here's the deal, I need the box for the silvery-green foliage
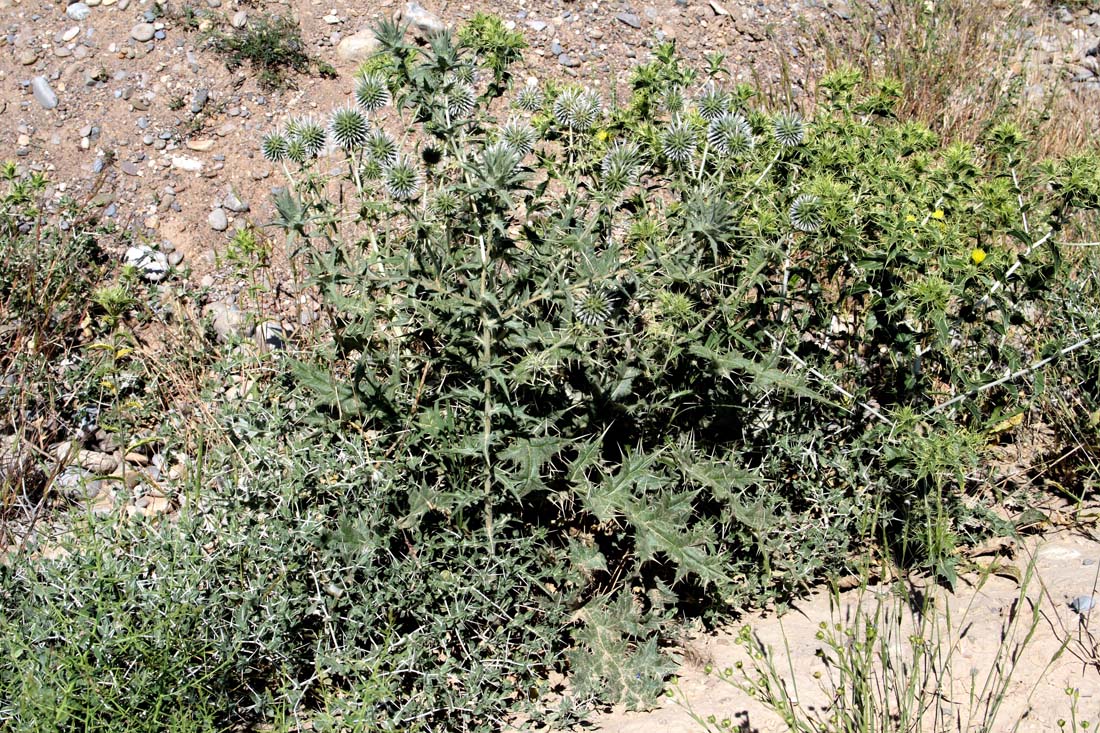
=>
[259,29,1100,728]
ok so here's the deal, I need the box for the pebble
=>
[526,20,548,32]
[192,87,209,113]
[66,2,92,20]
[170,155,203,172]
[31,76,58,109]
[18,49,36,65]
[203,301,245,343]
[558,53,579,67]
[1070,595,1096,614]
[61,26,80,42]
[231,10,247,28]
[208,207,229,231]
[55,466,101,500]
[77,449,119,474]
[131,23,156,42]
[551,40,563,55]
[124,245,168,282]
[616,12,642,28]
[223,189,249,212]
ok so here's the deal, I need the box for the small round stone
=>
[131,23,156,42]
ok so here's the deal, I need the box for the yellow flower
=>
[904,214,917,223]
[970,247,986,265]
[931,209,945,220]
[595,129,610,143]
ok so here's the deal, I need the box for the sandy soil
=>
[589,526,1100,733]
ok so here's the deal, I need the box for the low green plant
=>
[206,13,335,90]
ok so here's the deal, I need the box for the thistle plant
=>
[255,20,1100,727]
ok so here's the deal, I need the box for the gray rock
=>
[31,76,58,110]
[203,301,245,343]
[255,321,284,352]
[66,2,92,20]
[168,251,184,267]
[131,22,156,42]
[76,449,118,474]
[55,466,102,500]
[335,26,381,63]
[223,189,249,212]
[526,20,548,32]
[231,10,247,28]
[550,40,563,55]
[616,12,642,28]
[398,1,447,37]
[558,53,579,67]
[1070,595,1096,614]
[124,245,168,282]
[191,87,208,113]
[208,207,229,231]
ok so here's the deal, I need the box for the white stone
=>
[335,26,380,63]
[170,155,203,172]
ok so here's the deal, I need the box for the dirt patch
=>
[587,526,1100,733]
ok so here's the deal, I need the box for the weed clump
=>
[207,14,334,90]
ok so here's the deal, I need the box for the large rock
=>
[336,27,381,64]
[397,1,447,38]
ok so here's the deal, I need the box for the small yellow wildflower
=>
[931,209,945,220]
[595,129,611,143]
[970,247,986,265]
[904,214,917,223]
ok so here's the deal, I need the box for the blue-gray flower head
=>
[366,128,399,167]
[329,106,370,151]
[446,81,476,119]
[661,116,697,165]
[261,132,289,162]
[383,156,422,201]
[287,116,327,158]
[696,83,729,121]
[572,286,615,326]
[772,112,806,147]
[515,85,544,112]
[553,88,600,131]
[789,193,824,233]
[500,117,538,157]
[601,141,643,193]
[355,72,391,112]
[707,111,754,157]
